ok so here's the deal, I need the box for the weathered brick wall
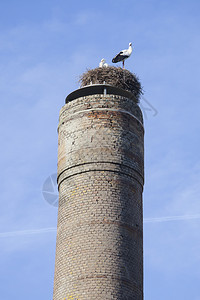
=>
[53,93,144,300]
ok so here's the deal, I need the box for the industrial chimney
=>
[53,67,144,299]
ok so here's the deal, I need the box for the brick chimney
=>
[53,68,144,300]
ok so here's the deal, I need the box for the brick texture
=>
[53,93,144,300]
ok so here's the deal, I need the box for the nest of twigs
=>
[79,67,143,102]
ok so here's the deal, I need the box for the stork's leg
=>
[123,60,125,69]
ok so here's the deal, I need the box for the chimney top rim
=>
[65,84,138,104]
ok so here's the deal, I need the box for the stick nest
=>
[79,67,143,102]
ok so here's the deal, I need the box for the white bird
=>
[112,42,133,69]
[99,58,109,68]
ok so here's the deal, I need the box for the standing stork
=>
[112,42,133,69]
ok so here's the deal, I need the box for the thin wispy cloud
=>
[0,227,56,238]
[144,214,200,223]
[1,213,200,238]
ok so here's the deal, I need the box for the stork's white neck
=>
[128,44,133,55]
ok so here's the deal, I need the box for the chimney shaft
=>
[53,84,144,299]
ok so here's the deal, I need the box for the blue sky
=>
[1,0,200,299]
